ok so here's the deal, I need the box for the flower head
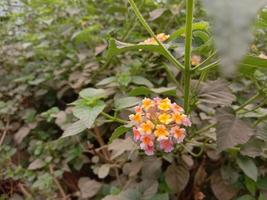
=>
[129,97,191,155]
[154,125,169,140]
[159,139,174,153]
[139,33,170,45]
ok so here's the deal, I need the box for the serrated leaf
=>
[164,163,189,194]
[109,126,130,143]
[73,100,105,129]
[114,97,140,110]
[79,88,107,99]
[202,0,267,76]
[237,156,258,181]
[216,109,254,152]
[61,120,86,138]
[198,79,236,107]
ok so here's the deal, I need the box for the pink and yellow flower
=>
[158,113,172,124]
[129,97,191,155]
[133,127,141,141]
[129,113,142,124]
[158,98,171,111]
[154,125,169,140]
[171,126,186,143]
[142,98,154,111]
[139,120,154,134]
[159,139,174,153]
[172,112,184,124]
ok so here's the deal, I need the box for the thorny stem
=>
[235,92,261,112]
[183,0,194,114]
[101,112,128,124]
[127,0,184,71]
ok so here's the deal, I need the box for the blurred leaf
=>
[61,120,86,138]
[98,164,110,179]
[79,88,107,99]
[73,100,106,128]
[129,86,152,96]
[71,25,100,44]
[240,55,267,75]
[78,177,102,198]
[216,109,254,152]
[149,193,169,200]
[245,176,256,196]
[211,170,238,200]
[168,22,210,41]
[114,97,140,110]
[108,138,137,160]
[28,159,45,170]
[202,0,267,75]
[235,195,255,200]
[107,39,168,60]
[149,8,167,21]
[131,76,153,88]
[198,79,236,107]
[96,77,116,86]
[237,156,258,181]
[109,126,130,143]
[14,126,31,144]
[164,163,189,194]
[240,138,265,158]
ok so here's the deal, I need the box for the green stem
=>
[101,112,128,124]
[183,0,194,114]
[235,92,261,112]
[192,51,217,71]
[128,0,184,71]
[197,60,220,72]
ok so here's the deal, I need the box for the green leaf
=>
[61,120,86,138]
[131,76,153,88]
[235,195,255,200]
[114,97,140,110]
[96,77,116,86]
[149,193,169,200]
[79,88,107,99]
[73,100,106,129]
[168,21,210,41]
[245,176,256,196]
[240,55,267,75]
[258,192,266,200]
[71,25,100,44]
[237,156,258,181]
[128,86,152,96]
[257,177,267,190]
[109,126,130,143]
[107,38,168,60]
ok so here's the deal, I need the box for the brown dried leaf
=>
[216,109,254,152]
[149,8,167,21]
[165,163,190,194]
[108,137,137,160]
[210,171,238,200]
[14,126,31,144]
[98,164,110,179]
[78,177,101,199]
[28,159,45,170]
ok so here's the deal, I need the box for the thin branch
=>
[49,165,68,200]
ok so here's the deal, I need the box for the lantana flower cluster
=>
[139,33,170,45]
[129,97,191,155]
